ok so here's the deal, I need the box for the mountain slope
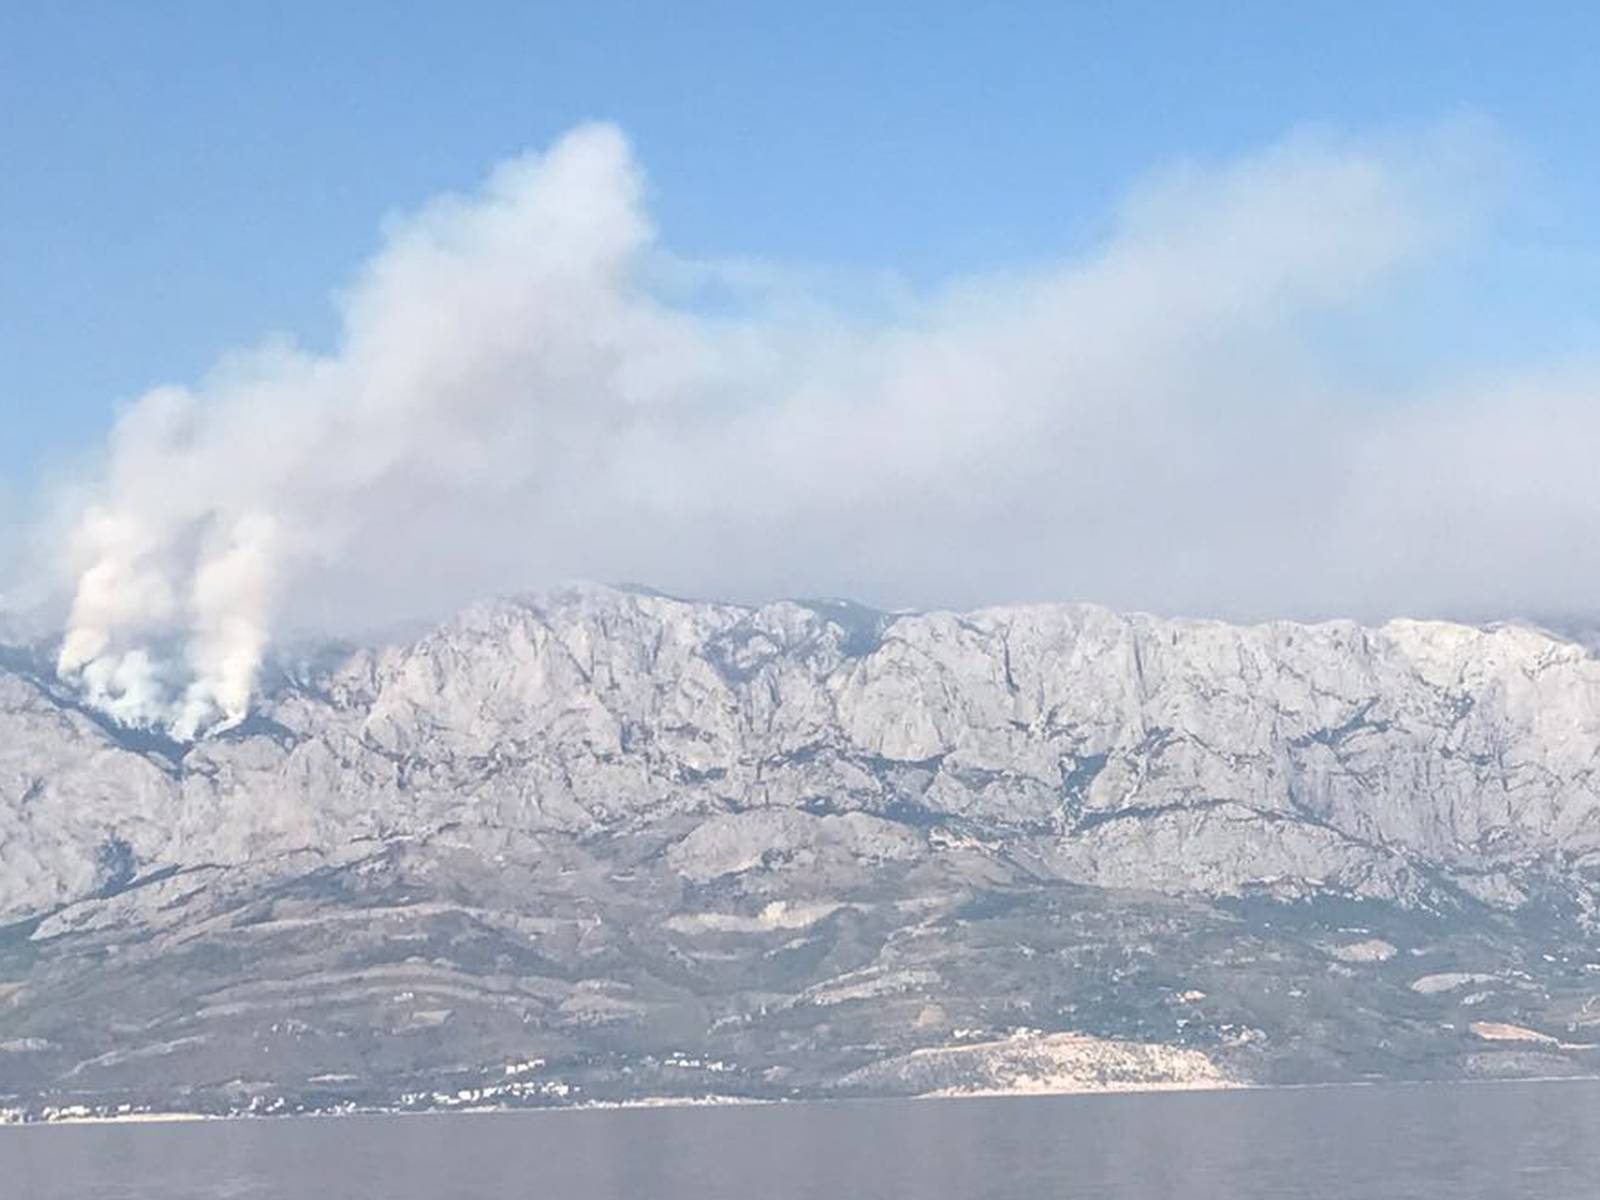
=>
[3,586,1599,1117]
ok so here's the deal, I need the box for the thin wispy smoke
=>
[30,118,1598,738]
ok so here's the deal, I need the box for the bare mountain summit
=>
[2,585,1599,1118]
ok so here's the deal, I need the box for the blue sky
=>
[5,1,1600,489]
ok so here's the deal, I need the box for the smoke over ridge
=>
[30,119,1600,738]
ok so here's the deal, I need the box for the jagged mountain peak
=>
[5,583,1600,921]
[6,585,1600,1114]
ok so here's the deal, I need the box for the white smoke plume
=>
[52,124,659,735]
[41,118,1600,738]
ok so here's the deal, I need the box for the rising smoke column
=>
[54,123,662,737]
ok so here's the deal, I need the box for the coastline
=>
[10,1072,1600,1129]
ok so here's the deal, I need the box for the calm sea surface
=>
[4,1081,1599,1199]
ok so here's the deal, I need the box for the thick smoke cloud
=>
[32,120,1600,737]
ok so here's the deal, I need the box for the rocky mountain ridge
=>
[2,585,1599,1116]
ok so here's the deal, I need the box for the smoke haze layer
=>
[31,119,1600,736]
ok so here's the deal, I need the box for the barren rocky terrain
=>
[3,585,1600,1119]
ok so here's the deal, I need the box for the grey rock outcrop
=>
[3,585,1600,1116]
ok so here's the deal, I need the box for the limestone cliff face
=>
[7,586,1600,1113]
[6,584,1600,924]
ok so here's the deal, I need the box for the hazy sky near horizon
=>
[6,1,1600,713]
